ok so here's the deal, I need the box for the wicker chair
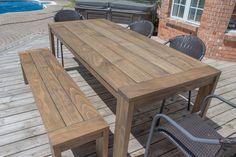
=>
[128,20,154,38]
[163,35,206,111]
[145,95,236,157]
[54,9,84,66]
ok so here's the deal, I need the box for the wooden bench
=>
[19,48,109,157]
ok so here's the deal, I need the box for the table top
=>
[49,19,221,102]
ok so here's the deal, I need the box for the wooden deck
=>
[1,36,236,157]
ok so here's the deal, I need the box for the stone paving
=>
[0,0,68,53]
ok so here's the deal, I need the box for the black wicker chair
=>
[128,20,154,38]
[163,35,206,111]
[54,9,84,66]
[145,95,236,157]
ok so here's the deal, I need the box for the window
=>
[227,4,236,32]
[171,0,205,24]
[172,0,186,18]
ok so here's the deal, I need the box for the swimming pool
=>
[0,0,53,14]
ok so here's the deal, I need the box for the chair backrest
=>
[54,10,83,22]
[128,20,154,38]
[168,35,206,60]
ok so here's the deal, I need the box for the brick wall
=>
[158,0,236,61]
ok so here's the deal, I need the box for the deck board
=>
[0,36,236,157]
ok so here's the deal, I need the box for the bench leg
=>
[49,26,56,56]
[60,42,64,67]
[51,147,62,157]
[21,64,28,85]
[96,129,109,157]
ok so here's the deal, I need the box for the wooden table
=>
[48,19,221,157]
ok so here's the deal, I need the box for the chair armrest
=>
[81,15,85,20]
[220,137,236,146]
[154,114,220,145]
[147,34,152,38]
[198,95,236,116]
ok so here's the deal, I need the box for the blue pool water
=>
[0,0,49,14]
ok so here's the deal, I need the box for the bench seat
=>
[19,48,109,157]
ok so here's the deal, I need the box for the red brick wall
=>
[158,0,236,61]
[158,0,196,39]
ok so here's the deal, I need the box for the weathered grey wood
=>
[0,116,42,136]
[0,92,33,103]
[9,144,51,157]
[207,108,236,128]
[0,97,35,111]
[0,125,46,146]
[0,110,40,127]
[0,134,48,156]
[0,103,37,118]
[1,31,236,157]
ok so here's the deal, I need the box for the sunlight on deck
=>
[0,35,236,157]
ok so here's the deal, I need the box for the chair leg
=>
[156,99,166,126]
[144,115,159,157]
[56,39,59,58]
[159,99,166,114]
[60,42,64,67]
[187,91,191,111]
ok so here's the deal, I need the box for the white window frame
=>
[170,0,204,25]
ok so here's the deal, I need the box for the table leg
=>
[51,146,61,157]
[96,128,109,157]
[192,75,220,117]
[48,26,55,56]
[113,96,134,157]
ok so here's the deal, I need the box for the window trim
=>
[170,0,204,25]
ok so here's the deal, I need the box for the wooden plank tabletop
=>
[48,19,221,157]
[49,19,220,102]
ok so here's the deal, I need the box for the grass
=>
[64,0,76,8]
